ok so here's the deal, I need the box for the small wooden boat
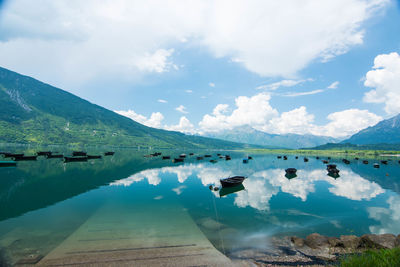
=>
[210,159,218,163]
[295,156,298,159]
[248,156,253,160]
[243,159,248,163]
[64,156,88,162]
[354,157,359,160]
[87,155,102,159]
[225,155,231,160]
[72,151,87,157]
[47,154,63,159]
[104,152,115,156]
[37,151,52,156]
[322,160,329,164]
[316,156,320,159]
[277,156,282,159]
[3,153,24,158]
[204,154,212,158]
[173,158,184,163]
[285,168,297,174]
[304,157,309,162]
[283,156,288,160]
[342,159,350,164]
[13,155,37,161]
[220,176,246,188]
[381,160,388,165]
[196,156,204,160]
[327,164,337,170]
[327,157,331,160]
[363,160,369,164]
[219,184,245,197]
[373,163,380,168]
[162,156,171,160]
[189,153,194,156]
[0,161,17,167]
[217,153,221,156]
[179,154,187,158]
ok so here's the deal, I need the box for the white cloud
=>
[165,116,196,134]
[135,48,177,73]
[317,109,382,137]
[283,89,324,97]
[114,109,164,128]
[175,105,188,114]
[0,0,388,90]
[209,82,215,87]
[257,79,313,91]
[364,52,400,115]
[185,89,193,93]
[158,99,167,103]
[199,93,278,132]
[110,169,161,186]
[328,81,340,89]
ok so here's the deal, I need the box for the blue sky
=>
[0,0,399,138]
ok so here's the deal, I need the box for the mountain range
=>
[0,67,249,149]
[204,125,339,149]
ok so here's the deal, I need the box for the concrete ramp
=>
[37,202,232,266]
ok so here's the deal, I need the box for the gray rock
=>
[340,235,360,249]
[360,234,397,249]
[395,234,400,247]
[327,237,341,247]
[290,236,305,247]
[305,233,329,249]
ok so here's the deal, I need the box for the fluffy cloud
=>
[0,0,388,89]
[175,105,188,114]
[318,109,382,137]
[165,116,196,134]
[364,52,400,115]
[158,99,167,103]
[199,93,381,137]
[199,93,278,133]
[256,79,313,91]
[114,109,164,128]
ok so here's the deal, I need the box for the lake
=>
[1,148,399,265]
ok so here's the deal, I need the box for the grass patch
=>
[340,248,400,267]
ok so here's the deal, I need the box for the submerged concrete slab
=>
[37,202,233,266]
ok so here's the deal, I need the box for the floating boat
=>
[64,156,88,162]
[3,153,24,158]
[162,156,171,160]
[354,157,359,160]
[327,157,331,160]
[217,153,221,156]
[196,156,204,160]
[104,152,115,156]
[327,164,337,170]
[243,159,248,163]
[0,161,16,167]
[179,154,187,158]
[189,153,194,156]
[316,156,320,159]
[219,184,245,197]
[46,154,63,159]
[363,160,369,164]
[72,151,87,157]
[210,159,218,163]
[381,160,388,165]
[204,154,212,158]
[304,157,309,162]
[342,159,350,164]
[285,173,297,179]
[295,156,299,159]
[277,156,282,159]
[248,156,253,160]
[220,176,246,188]
[87,155,102,159]
[225,155,231,160]
[283,156,288,160]
[322,160,329,164]
[285,168,297,174]
[374,163,380,168]
[37,151,52,156]
[173,158,184,163]
[13,155,37,161]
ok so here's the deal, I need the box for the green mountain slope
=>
[0,67,250,148]
[342,113,400,145]
[205,125,338,149]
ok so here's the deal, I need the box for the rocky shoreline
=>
[230,233,400,266]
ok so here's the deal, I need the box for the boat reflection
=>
[219,184,245,197]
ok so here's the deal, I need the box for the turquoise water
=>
[0,148,400,263]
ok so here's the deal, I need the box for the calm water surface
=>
[1,148,400,263]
